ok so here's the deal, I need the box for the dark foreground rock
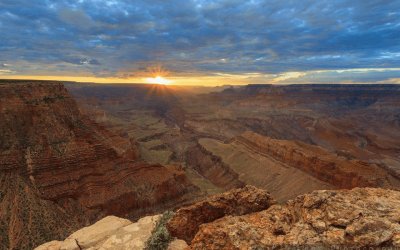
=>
[167,185,276,243]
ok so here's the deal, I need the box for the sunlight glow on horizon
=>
[1,67,400,86]
[145,76,172,85]
[0,74,250,86]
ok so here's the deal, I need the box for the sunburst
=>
[145,76,171,85]
[144,65,172,85]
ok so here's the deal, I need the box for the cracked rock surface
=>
[167,185,276,243]
[190,188,400,249]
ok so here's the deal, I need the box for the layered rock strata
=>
[234,131,399,189]
[185,143,244,189]
[0,81,195,249]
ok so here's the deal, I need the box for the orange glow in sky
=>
[145,76,172,85]
[0,74,255,86]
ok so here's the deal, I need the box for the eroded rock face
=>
[167,185,276,243]
[0,81,196,249]
[235,131,400,189]
[190,188,400,249]
[35,215,161,250]
[185,143,244,190]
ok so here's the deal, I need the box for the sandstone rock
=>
[167,185,276,243]
[190,188,400,249]
[64,216,132,249]
[35,215,161,250]
[167,239,189,250]
[35,241,63,250]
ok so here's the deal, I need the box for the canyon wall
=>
[234,131,400,189]
[185,143,244,190]
[0,81,196,249]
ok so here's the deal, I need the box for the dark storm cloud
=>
[0,0,399,81]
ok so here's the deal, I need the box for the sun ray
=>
[144,65,172,85]
[145,76,171,85]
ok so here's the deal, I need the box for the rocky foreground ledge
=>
[191,187,400,249]
[36,186,400,249]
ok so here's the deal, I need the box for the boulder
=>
[35,215,161,250]
[167,185,276,243]
[167,239,189,250]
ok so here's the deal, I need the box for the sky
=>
[0,0,400,85]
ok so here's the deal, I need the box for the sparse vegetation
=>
[145,211,174,250]
[43,95,65,104]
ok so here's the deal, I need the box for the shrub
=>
[145,211,174,250]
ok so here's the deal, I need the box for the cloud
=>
[58,9,97,30]
[0,0,399,84]
[273,72,307,82]
[62,57,101,65]
[0,69,13,74]
[272,68,400,84]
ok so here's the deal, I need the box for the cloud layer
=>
[0,0,399,84]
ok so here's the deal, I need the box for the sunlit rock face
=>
[0,80,196,250]
[35,215,162,250]
[190,188,400,249]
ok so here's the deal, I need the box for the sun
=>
[144,65,173,85]
[145,76,171,85]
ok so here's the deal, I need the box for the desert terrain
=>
[1,80,399,249]
[67,83,400,200]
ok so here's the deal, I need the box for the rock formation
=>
[38,186,400,249]
[190,187,400,249]
[234,131,400,189]
[4,81,400,249]
[185,143,244,190]
[167,185,276,243]
[184,84,400,184]
[35,215,161,250]
[0,81,196,249]
[65,82,400,199]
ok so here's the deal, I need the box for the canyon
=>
[0,81,197,249]
[1,80,399,249]
[37,185,400,249]
[66,83,400,199]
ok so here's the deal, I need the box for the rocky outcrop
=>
[190,188,400,249]
[0,81,196,249]
[35,215,161,250]
[167,185,276,243]
[234,131,400,189]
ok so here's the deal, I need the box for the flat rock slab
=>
[35,215,161,250]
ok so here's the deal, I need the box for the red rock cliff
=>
[234,131,400,189]
[0,81,196,249]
